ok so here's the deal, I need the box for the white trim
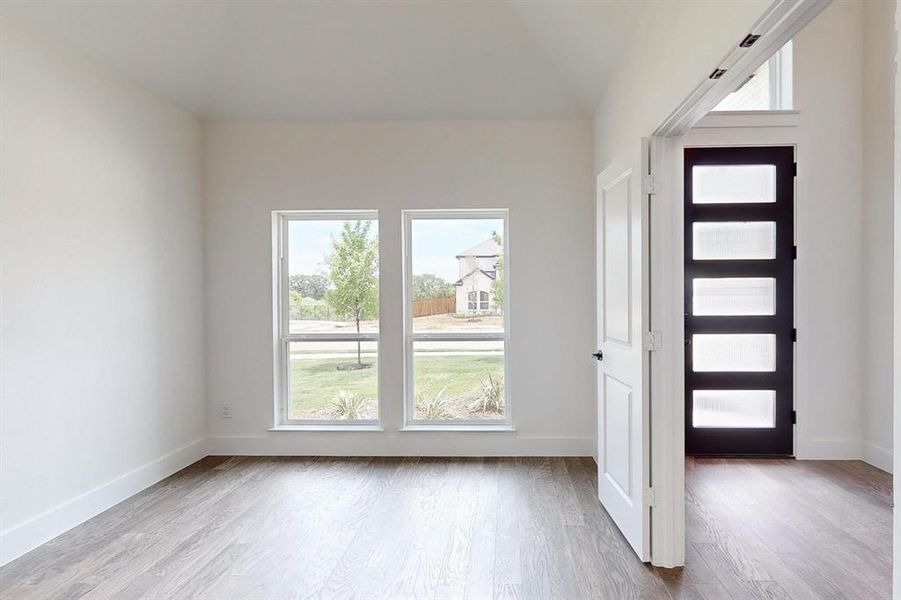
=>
[802,438,864,460]
[655,0,830,137]
[647,136,685,568]
[409,332,504,341]
[773,40,793,109]
[279,209,380,221]
[679,126,813,461]
[400,424,516,432]
[401,209,512,428]
[0,437,208,567]
[207,434,591,457]
[694,110,800,129]
[863,442,893,474]
[269,425,384,432]
[283,333,380,342]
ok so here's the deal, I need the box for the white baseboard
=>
[207,434,594,457]
[0,437,208,567]
[863,441,894,473]
[797,437,864,460]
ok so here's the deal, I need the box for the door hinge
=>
[792,245,798,260]
[644,487,656,507]
[791,410,797,424]
[791,328,797,342]
[642,331,663,352]
[792,162,798,177]
[641,173,658,195]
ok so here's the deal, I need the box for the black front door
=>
[684,146,795,456]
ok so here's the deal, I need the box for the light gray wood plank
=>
[0,457,891,600]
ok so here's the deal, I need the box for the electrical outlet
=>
[221,404,232,419]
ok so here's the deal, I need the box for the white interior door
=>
[595,142,650,561]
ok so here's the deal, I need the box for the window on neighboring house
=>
[404,210,509,425]
[713,41,792,111]
[274,211,379,425]
[467,290,490,311]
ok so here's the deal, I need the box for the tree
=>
[288,273,329,300]
[325,221,379,366]
[491,230,504,312]
[412,273,454,300]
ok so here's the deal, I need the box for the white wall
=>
[593,0,769,171]
[204,120,595,455]
[792,0,867,459]
[862,0,896,472]
[0,21,207,564]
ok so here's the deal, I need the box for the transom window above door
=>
[713,41,793,111]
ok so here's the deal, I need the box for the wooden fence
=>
[412,295,455,318]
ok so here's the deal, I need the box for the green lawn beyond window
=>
[289,351,504,420]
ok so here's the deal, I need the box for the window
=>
[467,290,490,311]
[275,211,379,425]
[713,41,792,111]
[403,210,509,425]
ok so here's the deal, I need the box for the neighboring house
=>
[454,238,500,313]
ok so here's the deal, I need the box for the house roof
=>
[453,269,497,286]
[456,238,501,258]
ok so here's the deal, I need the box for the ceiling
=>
[0,0,647,122]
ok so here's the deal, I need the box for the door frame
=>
[641,0,829,568]
[682,123,807,455]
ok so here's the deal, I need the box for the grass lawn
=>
[289,351,504,420]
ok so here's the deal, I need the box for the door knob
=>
[592,350,604,361]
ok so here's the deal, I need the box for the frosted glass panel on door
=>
[693,165,776,204]
[693,278,776,316]
[693,390,776,428]
[692,334,776,372]
[693,222,776,260]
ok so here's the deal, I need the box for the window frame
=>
[712,41,793,112]
[402,209,512,428]
[465,290,491,312]
[273,210,381,428]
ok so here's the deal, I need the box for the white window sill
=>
[269,425,384,432]
[399,424,515,432]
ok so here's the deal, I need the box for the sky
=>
[288,218,502,283]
